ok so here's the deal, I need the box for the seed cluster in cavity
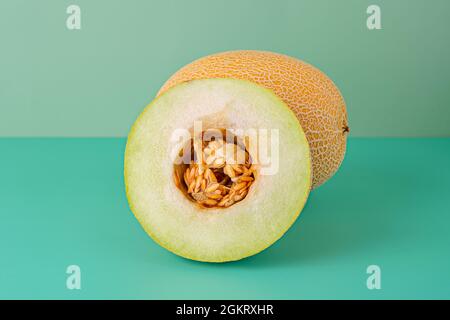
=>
[182,139,255,208]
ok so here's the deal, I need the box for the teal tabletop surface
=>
[1,137,449,299]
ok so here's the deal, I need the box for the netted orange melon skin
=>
[158,50,349,188]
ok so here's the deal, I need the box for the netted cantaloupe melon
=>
[158,50,349,188]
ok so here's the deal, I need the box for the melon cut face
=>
[125,79,311,262]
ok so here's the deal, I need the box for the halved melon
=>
[125,79,311,262]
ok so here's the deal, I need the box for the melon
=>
[125,79,311,262]
[158,50,349,188]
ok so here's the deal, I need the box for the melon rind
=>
[158,50,348,188]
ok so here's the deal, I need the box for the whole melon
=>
[158,50,349,188]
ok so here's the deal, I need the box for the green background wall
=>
[1,0,449,137]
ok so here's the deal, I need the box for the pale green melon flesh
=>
[125,78,311,262]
